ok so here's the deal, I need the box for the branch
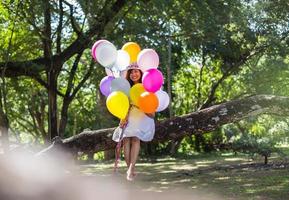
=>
[200,66,233,109]
[70,60,94,99]
[59,0,127,62]
[31,74,65,98]
[43,95,289,154]
[63,0,82,36]
[42,0,52,59]
[1,0,128,78]
[196,51,206,108]
[199,43,265,110]
[56,0,64,53]
[0,58,48,77]
[65,52,83,97]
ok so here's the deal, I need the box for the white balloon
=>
[155,90,170,112]
[114,50,130,71]
[95,42,117,68]
[137,49,159,72]
[110,78,131,96]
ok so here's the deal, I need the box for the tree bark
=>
[41,95,289,154]
[0,109,9,151]
[42,0,60,141]
[59,98,71,138]
[169,137,183,155]
[47,71,59,141]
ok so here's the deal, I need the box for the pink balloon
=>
[137,49,159,72]
[142,69,164,93]
[91,39,108,60]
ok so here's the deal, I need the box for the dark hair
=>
[126,69,143,86]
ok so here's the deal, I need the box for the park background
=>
[1,0,289,199]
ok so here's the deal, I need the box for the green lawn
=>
[81,152,289,200]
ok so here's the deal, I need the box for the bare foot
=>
[126,170,136,181]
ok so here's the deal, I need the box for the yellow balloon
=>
[122,42,141,63]
[129,83,146,107]
[106,91,129,119]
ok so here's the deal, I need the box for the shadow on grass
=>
[81,152,289,200]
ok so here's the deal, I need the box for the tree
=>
[1,0,289,149]
[38,95,289,155]
[0,0,130,141]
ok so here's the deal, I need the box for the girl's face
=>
[129,69,142,83]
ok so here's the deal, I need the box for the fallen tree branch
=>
[42,94,289,154]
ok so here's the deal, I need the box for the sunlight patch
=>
[224,158,246,161]
[215,176,230,180]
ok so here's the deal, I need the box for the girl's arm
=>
[119,104,133,128]
[119,118,128,128]
[131,104,155,118]
[145,112,155,119]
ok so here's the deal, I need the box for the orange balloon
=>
[122,42,141,63]
[139,92,159,113]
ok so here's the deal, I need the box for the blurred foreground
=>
[0,147,223,200]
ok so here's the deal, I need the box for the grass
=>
[80,151,289,200]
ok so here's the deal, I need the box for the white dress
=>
[112,106,155,142]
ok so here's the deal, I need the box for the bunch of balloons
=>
[92,40,170,120]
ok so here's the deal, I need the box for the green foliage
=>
[232,133,279,162]
[1,0,289,152]
[230,115,289,163]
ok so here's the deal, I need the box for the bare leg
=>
[127,137,140,181]
[122,138,131,168]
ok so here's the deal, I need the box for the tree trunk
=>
[0,109,9,152]
[43,0,59,142]
[166,33,173,118]
[59,98,72,138]
[0,0,130,145]
[104,149,115,160]
[87,152,94,163]
[48,71,59,141]
[144,143,153,156]
[40,95,289,154]
[194,134,201,152]
[169,137,183,155]
[264,155,268,165]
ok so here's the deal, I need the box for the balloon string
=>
[109,68,115,77]
[113,107,131,173]
[113,124,127,173]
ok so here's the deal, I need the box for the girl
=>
[112,64,155,181]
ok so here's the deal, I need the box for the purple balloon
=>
[142,69,164,93]
[99,76,115,96]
